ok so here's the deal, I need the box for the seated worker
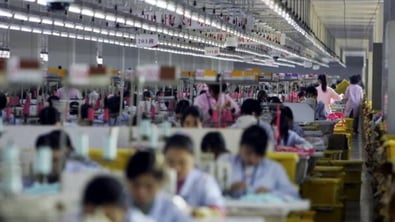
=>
[282,106,304,137]
[81,175,128,222]
[257,90,269,104]
[125,150,192,222]
[231,99,275,144]
[228,125,299,198]
[163,134,224,210]
[302,86,326,120]
[271,108,312,148]
[173,100,190,127]
[56,86,82,100]
[181,106,203,128]
[39,106,60,125]
[99,95,129,126]
[35,130,100,184]
[201,132,230,161]
[0,93,15,124]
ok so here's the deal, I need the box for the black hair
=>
[47,95,60,107]
[41,130,74,151]
[271,108,290,145]
[282,106,294,121]
[106,96,122,115]
[181,106,203,126]
[318,74,327,92]
[208,83,227,97]
[257,90,268,103]
[268,97,281,104]
[39,106,60,125]
[240,125,268,156]
[35,134,52,149]
[143,91,151,99]
[240,99,262,116]
[350,75,360,85]
[125,150,165,181]
[0,93,6,110]
[82,175,127,209]
[175,100,190,115]
[298,91,305,99]
[201,132,228,156]
[305,86,318,97]
[80,103,92,119]
[164,134,194,155]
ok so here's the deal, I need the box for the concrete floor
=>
[344,134,372,222]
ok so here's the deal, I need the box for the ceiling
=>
[312,0,382,51]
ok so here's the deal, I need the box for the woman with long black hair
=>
[316,74,341,113]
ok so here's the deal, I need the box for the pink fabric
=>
[56,88,82,99]
[193,93,240,122]
[344,84,363,117]
[316,85,341,113]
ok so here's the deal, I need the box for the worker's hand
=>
[255,187,270,194]
[230,182,247,193]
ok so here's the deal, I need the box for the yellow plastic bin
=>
[287,211,316,222]
[89,148,135,171]
[267,152,299,183]
[313,204,344,222]
[312,166,345,179]
[315,160,363,184]
[344,182,362,201]
[301,178,343,205]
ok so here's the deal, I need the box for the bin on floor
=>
[287,211,315,222]
[89,148,134,171]
[301,178,343,205]
[313,204,344,222]
[267,152,299,183]
[315,160,363,184]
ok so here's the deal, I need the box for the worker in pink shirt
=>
[344,75,364,134]
[56,87,82,100]
[316,74,342,114]
[194,83,240,126]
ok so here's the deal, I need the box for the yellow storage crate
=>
[345,118,354,132]
[301,178,343,205]
[287,211,315,222]
[323,150,343,160]
[89,148,135,171]
[384,140,395,162]
[344,183,361,201]
[312,166,345,179]
[315,160,362,184]
[267,152,299,183]
[313,204,344,222]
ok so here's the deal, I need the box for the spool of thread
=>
[166,168,177,196]
[140,120,151,139]
[103,137,116,160]
[150,124,159,148]
[34,147,52,175]
[162,121,171,138]
[76,134,89,158]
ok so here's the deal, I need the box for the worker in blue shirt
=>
[229,125,299,198]
[125,150,192,222]
[163,134,225,211]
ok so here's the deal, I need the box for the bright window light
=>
[0,9,12,18]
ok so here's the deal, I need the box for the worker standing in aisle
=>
[194,83,240,127]
[125,150,192,222]
[344,75,364,134]
[316,74,342,114]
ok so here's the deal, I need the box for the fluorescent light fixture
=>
[14,13,28,21]
[77,35,84,40]
[40,51,48,62]
[198,16,205,24]
[109,40,115,44]
[96,55,103,65]
[75,24,84,30]
[191,12,198,21]
[68,5,81,14]
[109,31,115,36]
[103,39,109,43]
[149,26,156,32]
[116,16,125,24]
[81,8,94,17]
[94,11,105,19]
[65,22,74,29]
[142,23,149,30]
[145,0,157,4]
[0,49,10,58]
[134,21,141,28]
[0,9,12,18]
[84,26,93,32]
[126,19,134,26]
[184,9,191,18]
[10,25,21,31]
[69,33,76,39]
[123,32,129,38]
[175,5,184,15]
[93,28,100,33]
[167,3,176,12]
[54,20,64,27]
[116,31,123,37]
[23,0,36,2]
[32,28,42,34]
[0,23,8,29]
[91,36,97,41]
[98,38,104,42]
[84,36,91,41]
[42,18,53,25]
[61,32,68,37]
[105,13,116,22]
[21,26,32,32]
[37,0,47,5]
[52,31,60,36]
[29,15,41,23]
[101,29,108,35]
